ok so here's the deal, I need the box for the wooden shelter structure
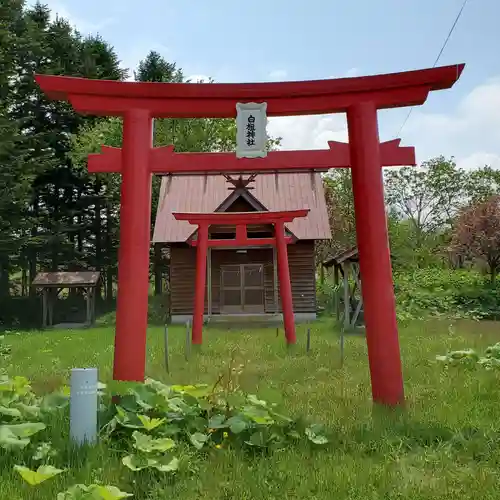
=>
[322,247,363,330]
[32,271,100,328]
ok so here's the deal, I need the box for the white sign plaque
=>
[236,102,268,158]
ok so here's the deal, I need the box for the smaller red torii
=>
[87,138,415,175]
[173,209,309,345]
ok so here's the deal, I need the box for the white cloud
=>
[268,114,347,150]
[267,75,500,171]
[457,152,500,170]
[268,70,288,81]
[403,77,500,169]
[344,67,359,78]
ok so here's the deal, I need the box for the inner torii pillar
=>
[173,209,308,346]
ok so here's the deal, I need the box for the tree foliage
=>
[451,196,500,283]
[384,156,466,248]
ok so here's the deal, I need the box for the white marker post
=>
[70,368,98,446]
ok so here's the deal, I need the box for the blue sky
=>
[32,0,500,168]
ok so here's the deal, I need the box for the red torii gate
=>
[86,138,415,174]
[35,64,464,406]
[173,209,309,346]
[85,136,414,353]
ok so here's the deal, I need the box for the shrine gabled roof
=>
[152,173,331,243]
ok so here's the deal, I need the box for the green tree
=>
[384,156,466,249]
[0,1,127,299]
[451,196,500,283]
[466,166,500,204]
[135,50,183,83]
[318,170,356,263]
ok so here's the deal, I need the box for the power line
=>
[395,0,469,138]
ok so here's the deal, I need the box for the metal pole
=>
[306,327,311,353]
[340,331,345,368]
[185,320,191,361]
[70,368,98,446]
[164,325,170,374]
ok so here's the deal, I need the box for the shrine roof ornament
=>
[35,64,464,118]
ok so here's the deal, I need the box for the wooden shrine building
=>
[153,174,331,324]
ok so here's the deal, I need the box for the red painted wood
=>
[173,209,309,224]
[35,64,463,118]
[275,221,296,344]
[347,101,404,406]
[87,138,416,175]
[34,63,465,405]
[112,109,152,382]
[189,237,294,248]
[180,210,308,345]
[192,223,209,345]
[60,86,433,117]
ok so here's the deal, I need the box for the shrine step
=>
[207,314,282,327]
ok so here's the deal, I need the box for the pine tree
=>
[135,51,183,83]
[1,1,127,302]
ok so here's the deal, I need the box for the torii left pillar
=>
[113,109,153,381]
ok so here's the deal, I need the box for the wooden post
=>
[192,223,209,344]
[343,262,350,331]
[275,221,296,344]
[164,325,170,374]
[113,108,153,382]
[272,246,279,314]
[85,287,91,326]
[48,288,54,326]
[42,289,48,328]
[92,287,97,325]
[207,248,212,319]
[347,100,404,405]
[351,263,363,326]
[334,265,340,321]
[185,320,191,360]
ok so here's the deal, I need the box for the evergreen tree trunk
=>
[21,265,27,297]
[0,260,10,298]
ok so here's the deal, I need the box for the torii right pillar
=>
[347,101,404,406]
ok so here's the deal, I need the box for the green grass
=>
[2,319,500,499]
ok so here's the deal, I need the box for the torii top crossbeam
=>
[35,64,464,118]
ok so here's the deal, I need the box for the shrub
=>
[317,268,500,322]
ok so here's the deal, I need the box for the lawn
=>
[1,318,500,499]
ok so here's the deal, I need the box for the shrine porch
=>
[168,241,318,324]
